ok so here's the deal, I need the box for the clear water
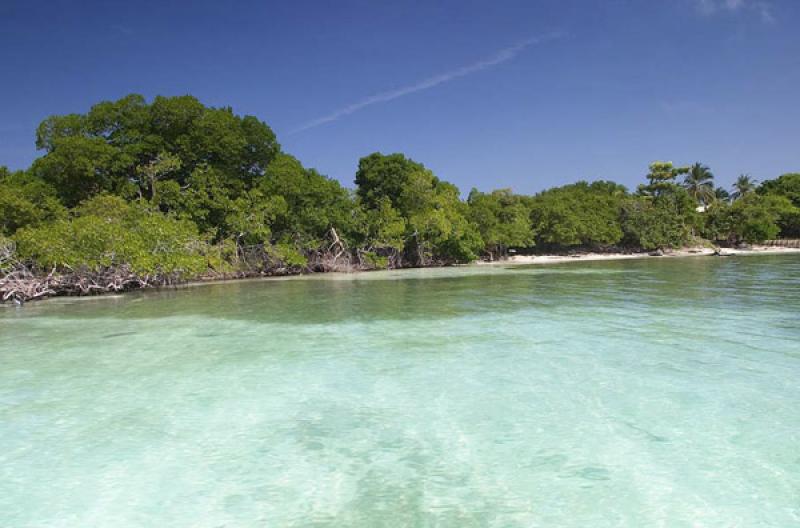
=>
[1,256,799,527]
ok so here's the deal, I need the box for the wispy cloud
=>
[754,2,776,23]
[290,32,564,134]
[694,0,774,23]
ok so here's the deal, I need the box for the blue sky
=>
[1,0,797,194]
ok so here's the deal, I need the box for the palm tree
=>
[731,174,757,201]
[683,162,715,205]
[714,186,730,203]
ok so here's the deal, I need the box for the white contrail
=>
[290,32,564,134]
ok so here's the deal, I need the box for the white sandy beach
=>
[477,246,800,266]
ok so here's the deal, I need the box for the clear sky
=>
[1,0,797,194]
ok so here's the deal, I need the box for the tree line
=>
[1,94,799,298]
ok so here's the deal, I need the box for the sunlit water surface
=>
[2,256,800,527]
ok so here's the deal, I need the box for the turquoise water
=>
[1,255,800,527]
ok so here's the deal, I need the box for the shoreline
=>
[176,246,799,289]
[4,246,800,305]
[477,245,800,266]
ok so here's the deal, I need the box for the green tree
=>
[257,153,355,246]
[354,153,481,264]
[731,174,757,201]
[529,181,627,247]
[759,173,800,205]
[758,173,800,236]
[0,167,67,235]
[30,135,121,207]
[164,164,239,238]
[355,152,425,210]
[702,200,732,242]
[638,161,689,198]
[631,162,700,246]
[724,194,793,243]
[622,197,691,250]
[358,197,406,252]
[135,152,182,203]
[402,172,481,264]
[225,189,284,247]
[467,189,534,258]
[31,94,280,207]
[14,195,206,276]
[349,197,407,267]
[683,162,715,206]
[714,186,730,203]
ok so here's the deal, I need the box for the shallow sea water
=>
[1,255,799,527]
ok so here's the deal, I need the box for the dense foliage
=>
[758,173,800,236]
[2,95,798,287]
[355,153,482,264]
[467,189,534,258]
[529,181,627,248]
[14,195,207,276]
[0,167,66,235]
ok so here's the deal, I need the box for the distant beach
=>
[477,245,800,266]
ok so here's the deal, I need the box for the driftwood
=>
[312,227,354,272]
[0,264,179,304]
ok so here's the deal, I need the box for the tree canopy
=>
[467,189,534,258]
[529,181,628,248]
[31,94,280,207]
[355,152,482,264]
[758,173,800,236]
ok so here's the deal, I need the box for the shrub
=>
[14,195,206,276]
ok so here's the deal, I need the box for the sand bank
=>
[477,246,800,266]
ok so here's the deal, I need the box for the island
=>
[2,95,799,303]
